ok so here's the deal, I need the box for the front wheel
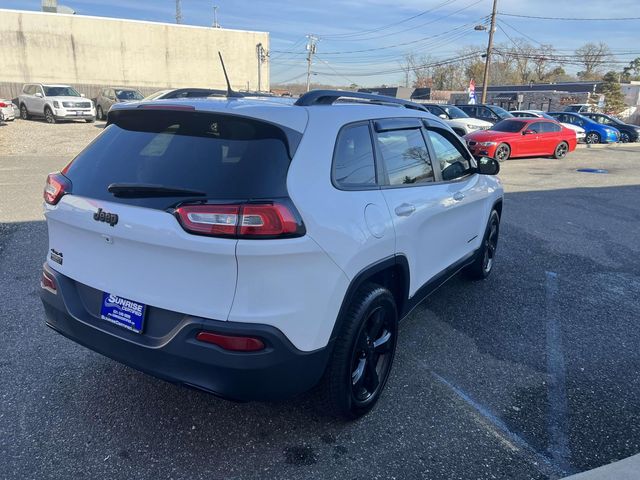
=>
[44,107,56,124]
[319,283,398,419]
[553,141,569,159]
[465,209,500,280]
[620,132,630,143]
[585,132,600,144]
[494,143,510,162]
[20,104,29,120]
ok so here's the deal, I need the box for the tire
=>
[20,104,29,120]
[44,107,56,124]
[585,132,600,144]
[465,209,500,280]
[97,106,103,121]
[620,132,630,143]
[319,283,398,420]
[86,117,96,123]
[494,143,510,162]
[553,141,569,159]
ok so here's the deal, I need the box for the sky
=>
[3,0,640,87]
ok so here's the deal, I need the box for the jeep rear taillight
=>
[175,202,304,239]
[44,172,72,205]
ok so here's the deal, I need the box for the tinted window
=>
[65,110,301,209]
[477,107,498,120]
[459,105,475,117]
[43,86,80,96]
[425,105,444,117]
[426,130,472,181]
[442,105,469,119]
[528,122,544,133]
[333,124,376,187]
[375,128,434,185]
[491,106,513,119]
[490,119,526,133]
[541,122,561,133]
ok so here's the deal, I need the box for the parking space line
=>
[545,271,573,474]
[432,372,568,478]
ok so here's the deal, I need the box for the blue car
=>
[548,112,620,144]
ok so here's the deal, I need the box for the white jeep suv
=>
[19,83,96,123]
[40,90,503,419]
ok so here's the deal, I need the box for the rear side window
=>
[541,122,561,133]
[64,110,301,209]
[333,123,376,188]
[375,128,434,185]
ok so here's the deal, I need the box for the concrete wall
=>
[0,9,269,98]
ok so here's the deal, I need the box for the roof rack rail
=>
[294,89,428,112]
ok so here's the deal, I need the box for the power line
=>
[498,13,640,21]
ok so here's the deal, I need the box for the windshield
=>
[491,106,514,119]
[539,112,556,121]
[43,86,81,97]
[490,119,526,133]
[442,105,469,119]
[115,89,143,101]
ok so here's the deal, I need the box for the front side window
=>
[333,124,376,187]
[443,105,469,119]
[528,122,544,133]
[426,129,472,181]
[477,107,497,120]
[541,122,561,133]
[490,119,526,133]
[375,128,434,185]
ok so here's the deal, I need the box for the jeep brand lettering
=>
[93,208,118,226]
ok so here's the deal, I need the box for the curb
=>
[561,454,640,479]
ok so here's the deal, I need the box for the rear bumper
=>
[40,265,331,401]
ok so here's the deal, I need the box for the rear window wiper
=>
[107,183,207,198]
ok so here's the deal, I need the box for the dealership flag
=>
[468,79,476,104]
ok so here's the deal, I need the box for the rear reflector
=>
[41,268,57,294]
[0,102,8,108]
[44,172,72,205]
[175,202,304,239]
[196,331,265,352]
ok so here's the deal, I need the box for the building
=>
[0,8,269,100]
[357,87,432,101]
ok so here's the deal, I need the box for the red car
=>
[464,118,577,161]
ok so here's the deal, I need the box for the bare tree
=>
[402,54,435,88]
[575,42,613,80]
[531,44,556,82]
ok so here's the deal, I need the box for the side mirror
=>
[522,129,536,135]
[477,157,500,175]
[35,92,43,98]
[80,93,86,98]
[438,113,448,119]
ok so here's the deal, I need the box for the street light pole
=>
[481,0,498,104]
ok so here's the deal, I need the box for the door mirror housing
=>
[438,113,448,119]
[80,93,86,98]
[35,92,43,98]
[522,129,536,135]
[477,157,500,175]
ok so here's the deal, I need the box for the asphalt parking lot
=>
[1,119,639,480]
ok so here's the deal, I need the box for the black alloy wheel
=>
[494,143,510,162]
[554,141,569,159]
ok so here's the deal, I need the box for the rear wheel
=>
[97,106,103,121]
[585,132,600,144]
[494,143,510,162]
[553,141,569,159]
[465,210,500,280]
[319,283,398,419]
[44,107,56,124]
[20,104,29,120]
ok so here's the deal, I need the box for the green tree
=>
[598,71,626,114]
[621,57,640,81]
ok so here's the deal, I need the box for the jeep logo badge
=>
[93,208,119,227]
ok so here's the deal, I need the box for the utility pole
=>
[480,0,498,104]
[213,5,220,28]
[306,35,317,92]
[175,0,183,24]
[256,43,267,92]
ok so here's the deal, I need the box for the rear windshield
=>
[64,110,301,209]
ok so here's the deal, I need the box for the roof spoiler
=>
[294,89,428,112]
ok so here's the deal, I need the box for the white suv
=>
[19,83,96,123]
[40,90,503,419]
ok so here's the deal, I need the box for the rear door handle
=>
[453,192,465,201]
[394,203,416,217]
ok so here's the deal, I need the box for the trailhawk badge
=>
[93,208,118,227]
